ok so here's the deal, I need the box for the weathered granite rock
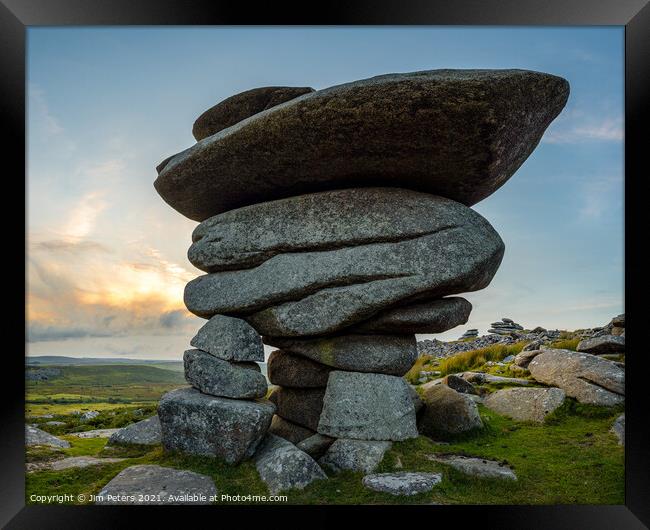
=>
[514,348,545,367]
[268,415,315,445]
[409,385,424,414]
[185,189,504,337]
[362,472,442,496]
[70,428,119,439]
[192,86,314,141]
[483,387,565,422]
[418,385,483,439]
[267,350,333,388]
[183,349,267,399]
[347,297,472,334]
[96,465,217,505]
[108,415,161,446]
[156,69,569,221]
[34,456,126,472]
[611,414,625,446]
[528,349,625,406]
[253,434,327,495]
[268,387,325,431]
[190,314,264,361]
[318,371,418,441]
[460,372,531,385]
[441,374,477,395]
[577,335,625,355]
[319,439,392,473]
[296,434,335,460]
[25,425,70,448]
[426,454,516,480]
[158,388,274,463]
[265,334,418,376]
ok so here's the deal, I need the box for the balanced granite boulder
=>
[155,69,569,221]
[185,190,504,337]
[192,86,314,141]
[190,315,264,362]
[158,388,274,463]
[267,350,333,388]
[265,334,418,376]
[268,387,325,431]
[318,371,418,441]
[483,387,565,422]
[268,415,315,445]
[183,349,267,399]
[528,349,624,407]
[418,385,483,439]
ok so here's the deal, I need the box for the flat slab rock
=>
[70,428,119,439]
[528,349,624,407]
[577,335,625,355]
[265,334,417,376]
[427,454,516,480]
[158,387,275,464]
[362,472,443,496]
[185,188,504,337]
[96,465,217,505]
[318,371,418,441]
[155,69,568,221]
[319,439,392,474]
[253,434,327,495]
[25,425,70,448]
[108,415,161,446]
[483,387,565,423]
[29,456,126,473]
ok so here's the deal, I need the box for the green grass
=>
[29,404,158,434]
[549,338,581,351]
[26,399,624,505]
[405,355,435,384]
[437,342,527,376]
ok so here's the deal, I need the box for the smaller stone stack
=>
[488,318,524,336]
[459,329,479,340]
[158,315,275,464]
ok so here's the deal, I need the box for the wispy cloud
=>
[543,116,623,144]
[578,174,623,220]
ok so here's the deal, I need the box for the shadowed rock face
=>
[267,350,334,388]
[184,189,504,337]
[155,69,569,221]
[192,86,314,141]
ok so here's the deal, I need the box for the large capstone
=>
[264,334,417,376]
[155,69,569,221]
[158,388,274,463]
[317,371,418,441]
[190,314,264,362]
[184,189,504,337]
[183,349,267,399]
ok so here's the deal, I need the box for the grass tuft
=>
[437,342,527,376]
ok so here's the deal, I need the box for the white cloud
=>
[578,174,623,220]
[543,116,623,144]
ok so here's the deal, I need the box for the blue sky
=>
[26,27,624,359]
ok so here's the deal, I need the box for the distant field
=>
[26,364,186,415]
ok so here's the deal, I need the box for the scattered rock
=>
[427,454,516,480]
[108,416,162,446]
[319,439,392,473]
[189,314,264,362]
[577,335,625,355]
[296,434,335,460]
[267,350,333,388]
[418,385,483,439]
[441,374,477,395]
[156,69,568,221]
[81,410,100,420]
[32,456,125,473]
[459,328,479,340]
[25,367,61,381]
[460,372,531,385]
[158,387,274,463]
[268,387,325,431]
[318,371,418,441]
[254,434,327,495]
[611,414,625,445]
[184,349,267,399]
[362,472,442,496]
[70,428,119,439]
[44,421,66,426]
[192,86,314,141]
[25,425,70,448]
[483,387,565,422]
[265,334,418,376]
[528,349,624,407]
[268,415,315,445]
[96,465,217,505]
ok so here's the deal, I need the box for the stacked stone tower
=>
[155,70,568,476]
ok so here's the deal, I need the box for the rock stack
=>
[154,70,569,473]
[459,329,479,340]
[488,318,524,336]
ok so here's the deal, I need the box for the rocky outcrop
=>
[483,387,565,422]
[528,349,624,407]
[108,415,161,446]
[488,317,524,335]
[95,465,217,505]
[577,335,625,355]
[156,69,568,221]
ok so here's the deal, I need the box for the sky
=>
[26,27,624,360]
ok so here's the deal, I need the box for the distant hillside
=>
[27,356,181,367]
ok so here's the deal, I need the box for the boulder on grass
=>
[362,472,442,496]
[108,415,161,446]
[319,439,392,473]
[418,385,483,439]
[483,387,565,423]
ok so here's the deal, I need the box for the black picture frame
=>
[3,1,647,527]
